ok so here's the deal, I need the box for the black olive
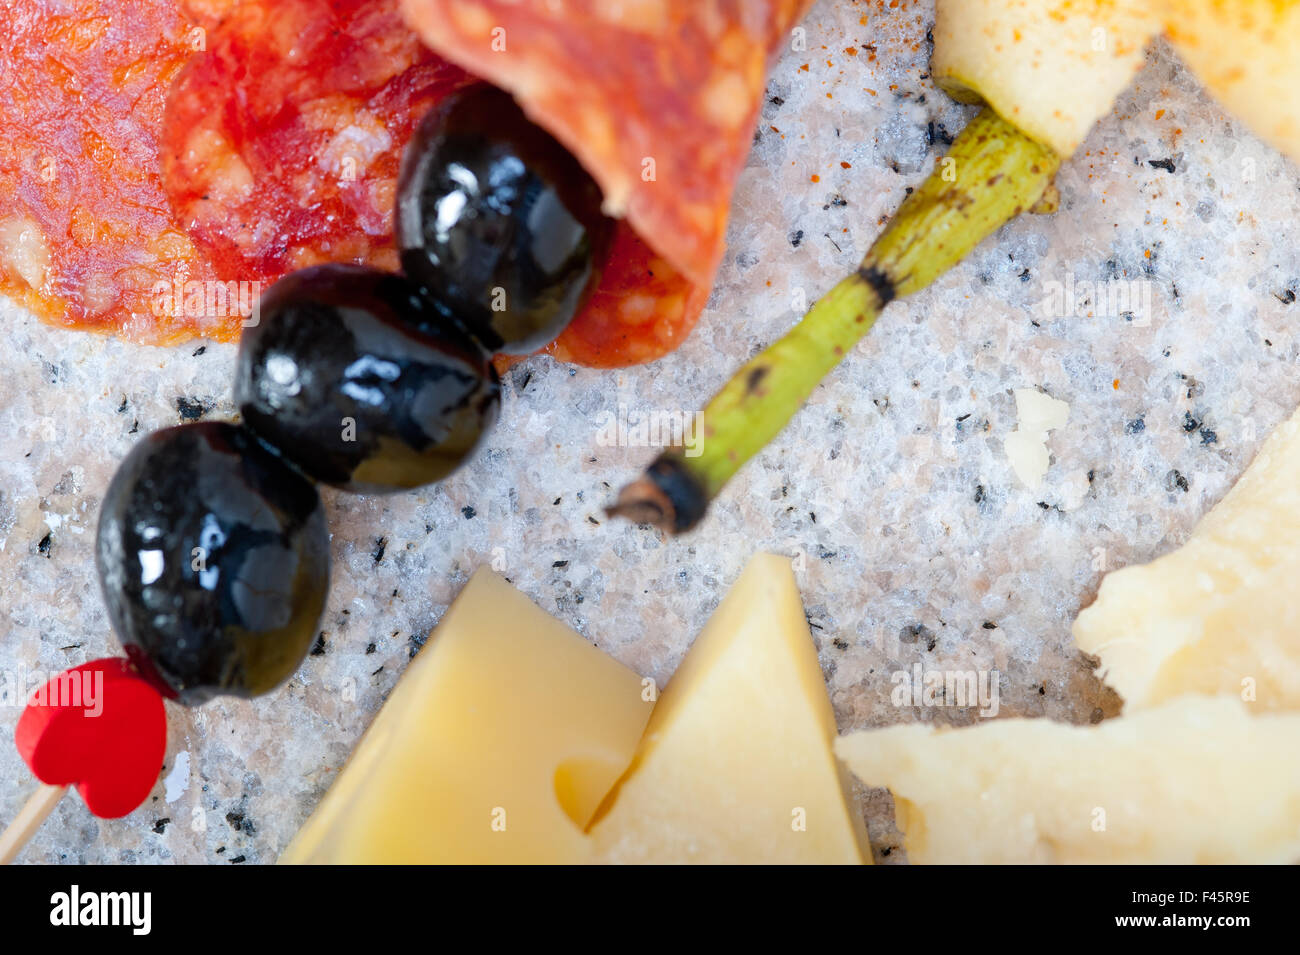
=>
[396,85,612,354]
[95,422,330,704]
[234,264,500,493]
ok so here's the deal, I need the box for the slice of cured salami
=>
[162,0,475,288]
[0,1,217,342]
[399,0,813,366]
[162,0,759,365]
[545,223,711,368]
[3,0,810,366]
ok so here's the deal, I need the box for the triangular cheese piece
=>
[281,568,653,863]
[590,554,869,864]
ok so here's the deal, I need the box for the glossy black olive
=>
[396,85,612,354]
[234,265,500,493]
[95,422,330,705]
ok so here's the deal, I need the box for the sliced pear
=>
[933,0,1161,157]
[589,554,869,864]
[1074,406,1300,711]
[837,697,1300,863]
[1153,0,1300,163]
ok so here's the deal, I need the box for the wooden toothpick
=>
[0,783,67,865]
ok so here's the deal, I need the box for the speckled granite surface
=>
[5,0,1300,864]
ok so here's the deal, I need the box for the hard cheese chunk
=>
[590,554,868,864]
[1074,407,1300,711]
[933,0,1159,157]
[836,697,1300,864]
[280,568,653,863]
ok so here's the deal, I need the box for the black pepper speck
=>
[176,396,211,421]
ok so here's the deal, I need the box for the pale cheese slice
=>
[590,554,869,864]
[1074,406,1300,711]
[280,568,654,864]
[837,696,1300,864]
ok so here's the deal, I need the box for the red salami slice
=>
[4,0,808,365]
[0,0,218,343]
[545,223,711,367]
[162,0,474,286]
[161,0,724,366]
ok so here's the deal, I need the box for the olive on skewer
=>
[96,422,331,704]
[396,85,613,355]
[235,264,500,494]
[12,78,636,856]
[94,83,611,709]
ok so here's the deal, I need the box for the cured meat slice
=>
[5,0,806,365]
[163,0,717,365]
[545,224,710,367]
[163,0,474,287]
[0,1,218,342]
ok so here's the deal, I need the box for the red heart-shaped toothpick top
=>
[15,658,166,818]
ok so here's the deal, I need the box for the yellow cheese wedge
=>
[279,568,654,864]
[590,554,869,864]
[1153,0,1300,165]
[933,0,1160,157]
[837,697,1300,863]
[1074,406,1300,711]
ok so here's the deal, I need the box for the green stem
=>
[609,107,1061,532]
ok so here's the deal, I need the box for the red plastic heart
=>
[15,658,167,818]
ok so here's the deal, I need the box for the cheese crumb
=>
[1004,388,1069,490]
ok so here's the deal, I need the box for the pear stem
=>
[609,107,1060,533]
